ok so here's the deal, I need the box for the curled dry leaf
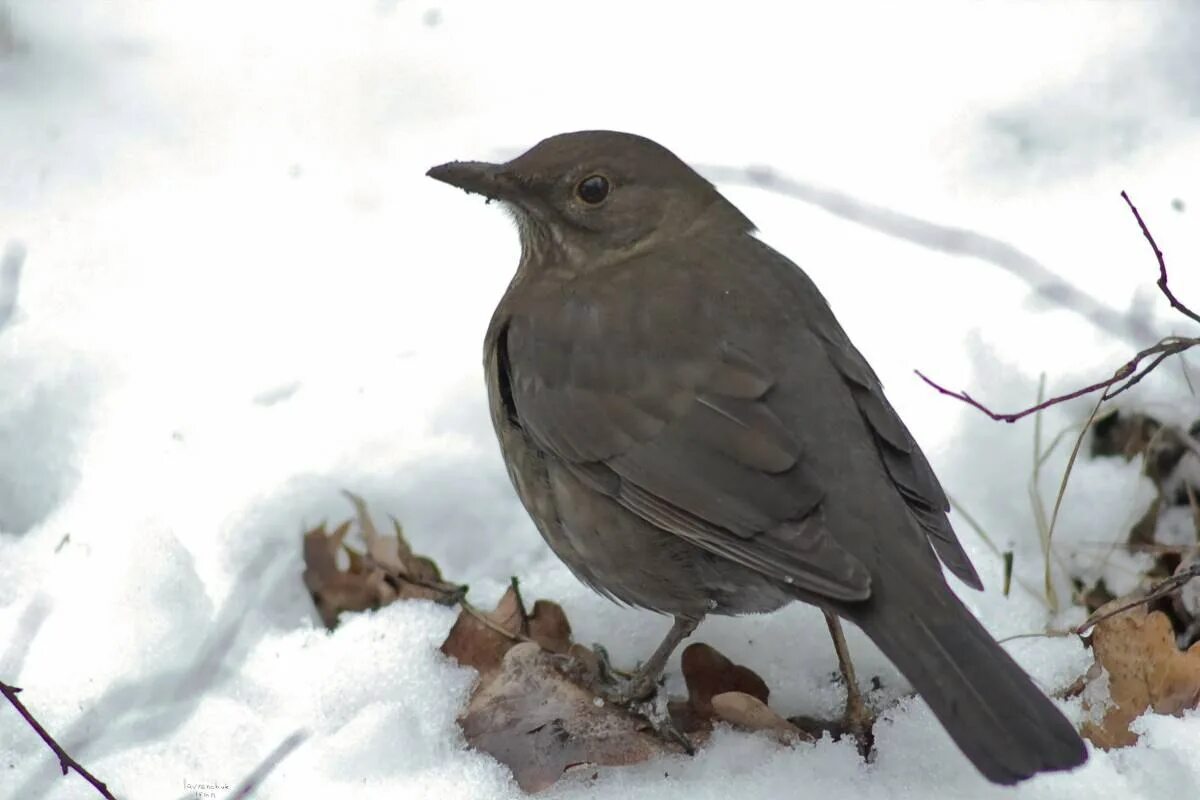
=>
[710,691,811,745]
[344,490,448,591]
[460,643,683,792]
[681,642,769,718]
[302,494,461,629]
[442,586,575,677]
[442,586,527,676]
[527,600,573,654]
[1081,602,1200,749]
[297,499,803,791]
[303,520,392,629]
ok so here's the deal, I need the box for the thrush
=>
[427,131,1087,784]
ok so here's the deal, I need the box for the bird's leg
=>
[591,614,700,705]
[823,611,873,743]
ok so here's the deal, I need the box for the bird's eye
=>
[575,174,610,205]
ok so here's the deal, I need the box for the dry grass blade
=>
[1041,393,1107,612]
[1029,374,1060,612]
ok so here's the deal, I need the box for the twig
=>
[225,730,307,800]
[362,550,525,642]
[996,629,1073,645]
[918,192,1199,423]
[0,680,118,800]
[916,337,1198,423]
[1074,561,1200,635]
[458,598,532,644]
[1123,190,1200,326]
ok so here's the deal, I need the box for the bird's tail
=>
[847,565,1088,784]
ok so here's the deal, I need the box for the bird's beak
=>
[426,160,516,202]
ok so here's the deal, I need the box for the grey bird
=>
[427,131,1088,784]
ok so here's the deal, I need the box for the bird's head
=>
[427,130,751,272]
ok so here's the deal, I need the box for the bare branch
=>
[1074,561,1200,635]
[0,680,118,800]
[1122,190,1200,326]
[225,730,308,800]
[916,337,1199,423]
[918,192,1199,422]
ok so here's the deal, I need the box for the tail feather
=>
[848,570,1088,784]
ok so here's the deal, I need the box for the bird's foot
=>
[813,612,878,758]
[589,644,695,754]
[589,643,659,705]
[838,681,875,757]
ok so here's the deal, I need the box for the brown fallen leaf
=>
[527,600,573,654]
[711,691,812,745]
[303,520,395,629]
[442,585,527,676]
[681,642,769,718]
[442,584,576,677]
[343,490,449,594]
[1081,602,1200,748]
[303,495,463,629]
[460,642,683,792]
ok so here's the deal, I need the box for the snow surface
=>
[2,1,1200,798]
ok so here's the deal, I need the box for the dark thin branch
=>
[225,730,307,800]
[916,336,1198,423]
[1122,190,1200,326]
[919,192,1200,422]
[916,367,1115,423]
[1074,561,1200,635]
[12,545,290,799]
[0,680,118,800]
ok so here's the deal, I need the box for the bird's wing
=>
[812,322,983,589]
[496,268,871,602]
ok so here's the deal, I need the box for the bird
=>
[427,130,1088,784]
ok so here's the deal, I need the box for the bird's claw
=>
[586,643,658,705]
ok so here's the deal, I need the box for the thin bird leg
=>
[593,614,701,704]
[823,611,872,738]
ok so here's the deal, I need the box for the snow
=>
[2,1,1199,798]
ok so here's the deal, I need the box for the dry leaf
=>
[343,490,446,588]
[1081,602,1200,748]
[442,586,577,678]
[302,495,459,629]
[711,691,811,745]
[442,586,527,676]
[527,600,572,654]
[302,521,392,629]
[1091,410,1160,464]
[460,642,682,792]
[681,642,769,718]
